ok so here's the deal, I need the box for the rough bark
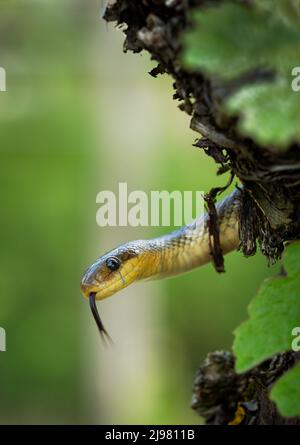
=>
[103,0,300,425]
[191,351,300,425]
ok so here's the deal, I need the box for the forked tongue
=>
[89,292,113,345]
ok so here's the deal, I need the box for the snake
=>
[80,187,242,340]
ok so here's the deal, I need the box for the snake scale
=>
[81,188,242,339]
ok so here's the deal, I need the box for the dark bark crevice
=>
[191,351,300,425]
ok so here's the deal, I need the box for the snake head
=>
[80,240,148,301]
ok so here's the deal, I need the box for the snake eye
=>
[106,256,121,272]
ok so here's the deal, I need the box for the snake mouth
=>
[89,292,112,344]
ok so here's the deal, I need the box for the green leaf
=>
[183,3,300,79]
[271,362,300,417]
[233,242,300,373]
[183,2,300,148]
[255,0,300,28]
[226,78,300,148]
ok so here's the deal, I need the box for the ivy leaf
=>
[271,362,300,417]
[255,0,300,28]
[183,3,300,79]
[183,2,300,148]
[233,242,300,373]
[225,78,300,148]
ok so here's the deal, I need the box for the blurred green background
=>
[0,0,277,424]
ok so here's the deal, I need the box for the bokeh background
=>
[0,0,278,424]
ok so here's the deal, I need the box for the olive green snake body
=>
[81,188,242,338]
